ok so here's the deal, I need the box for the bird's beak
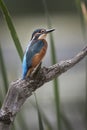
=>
[38,29,55,40]
[46,29,55,34]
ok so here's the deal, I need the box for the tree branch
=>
[0,46,87,130]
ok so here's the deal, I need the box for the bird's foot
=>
[30,62,42,79]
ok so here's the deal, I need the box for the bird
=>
[22,28,55,79]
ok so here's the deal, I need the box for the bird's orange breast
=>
[32,39,48,67]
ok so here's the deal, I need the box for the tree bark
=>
[0,46,87,130]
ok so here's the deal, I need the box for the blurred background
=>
[0,0,87,130]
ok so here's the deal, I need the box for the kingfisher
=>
[22,28,55,79]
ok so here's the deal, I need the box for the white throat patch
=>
[38,34,47,40]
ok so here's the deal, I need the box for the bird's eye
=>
[41,30,45,33]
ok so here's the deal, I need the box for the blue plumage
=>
[22,39,44,79]
[22,28,55,79]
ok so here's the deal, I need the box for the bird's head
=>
[31,28,55,40]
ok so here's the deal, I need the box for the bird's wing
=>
[26,40,44,67]
[22,40,44,78]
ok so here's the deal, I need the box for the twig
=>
[0,45,87,130]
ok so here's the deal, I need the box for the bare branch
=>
[0,46,87,130]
